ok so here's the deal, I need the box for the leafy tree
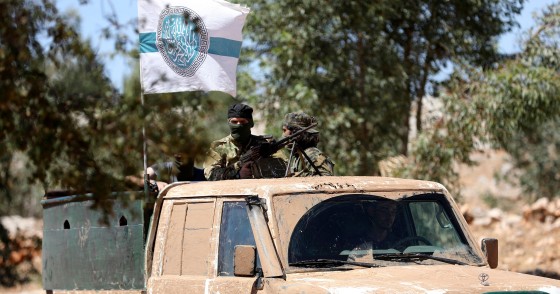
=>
[0,0,229,218]
[475,3,560,200]
[238,0,523,175]
[122,63,238,170]
[0,0,107,212]
[398,3,560,199]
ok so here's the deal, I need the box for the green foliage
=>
[481,191,516,211]
[238,0,522,176]
[505,117,560,200]
[403,3,560,199]
[0,0,107,214]
[0,0,233,217]
[481,191,499,208]
[122,62,239,167]
[462,4,560,199]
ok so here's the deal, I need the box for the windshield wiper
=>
[290,259,382,268]
[373,253,468,265]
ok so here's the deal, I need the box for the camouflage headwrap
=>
[228,103,254,127]
[283,112,319,133]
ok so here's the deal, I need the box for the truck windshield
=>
[280,194,483,270]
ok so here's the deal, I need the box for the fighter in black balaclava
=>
[227,103,254,145]
[204,103,288,180]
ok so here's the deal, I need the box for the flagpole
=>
[137,0,250,197]
[141,92,149,200]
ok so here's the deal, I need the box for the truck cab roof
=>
[160,176,447,200]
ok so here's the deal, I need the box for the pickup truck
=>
[42,176,560,293]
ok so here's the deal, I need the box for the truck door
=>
[148,199,216,293]
[208,200,262,293]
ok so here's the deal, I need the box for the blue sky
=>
[499,0,558,53]
[56,0,138,92]
[56,0,557,92]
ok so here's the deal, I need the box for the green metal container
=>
[42,192,151,291]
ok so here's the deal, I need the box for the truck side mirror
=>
[234,245,257,277]
[481,238,498,269]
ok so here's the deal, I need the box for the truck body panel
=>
[43,177,560,293]
[42,194,147,291]
[267,265,560,293]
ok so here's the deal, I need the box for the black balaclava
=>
[227,103,254,144]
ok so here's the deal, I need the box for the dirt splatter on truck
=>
[43,177,560,293]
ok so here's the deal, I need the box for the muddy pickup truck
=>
[42,176,560,293]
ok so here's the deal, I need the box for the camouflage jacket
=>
[203,134,286,181]
[287,147,334,177]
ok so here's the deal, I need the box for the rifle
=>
[239,122,318,165]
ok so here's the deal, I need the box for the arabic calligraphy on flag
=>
[138,0,250,96]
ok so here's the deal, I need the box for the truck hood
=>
[265,265,560,293]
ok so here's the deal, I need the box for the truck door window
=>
[408,201,462,247]
[218,201,259,276]
[162,201,215,276]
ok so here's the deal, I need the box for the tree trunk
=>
[415,53,432,134]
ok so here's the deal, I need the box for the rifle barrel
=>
[275,123,318,147]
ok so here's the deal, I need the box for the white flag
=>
[138,0,250,96]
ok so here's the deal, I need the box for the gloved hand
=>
[239,162,253,179]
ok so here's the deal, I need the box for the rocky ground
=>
[464,199,560,278]
[459,149,560,278]
[0,216,42,293]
